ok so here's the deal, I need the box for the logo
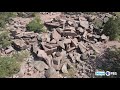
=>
[95,71,105,76]
[106,71,111,76]
[95,70,117,77]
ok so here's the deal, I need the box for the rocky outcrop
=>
[5,12,115,78]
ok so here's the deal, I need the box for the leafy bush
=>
[0,56,20,78]
[0,12,16,29]
[103,17,120,40]
[0,31,12,48]
[26,17,46,33]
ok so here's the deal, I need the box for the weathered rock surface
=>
[34,61,49,72]
[5,12,116,78]
[12,39,28,50]
[45,67,60,78]
[61,64,68,74]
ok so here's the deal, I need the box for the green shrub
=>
[0,12,16,29]
[0,56,20,78]
[26,17,46,33]
[103,17,120,40]
[0,31,12,48]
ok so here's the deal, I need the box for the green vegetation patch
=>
[0,31,12,49]
[103,17,120,40]
[0,50,30,78]
[0,56,20,78]
[0,12,16,29]
[26,17,46,33]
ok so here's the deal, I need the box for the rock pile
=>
[5,12,113,78]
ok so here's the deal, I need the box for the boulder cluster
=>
[1,12,114,78]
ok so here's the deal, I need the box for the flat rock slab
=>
[41,42,58,55]
[61,64,68,74]
[37,49,51,66]
[80,54,88,60]
[5,46,14,54]
[90,44,100,54]
[51,29,61,41]
[62,30,77,37]
[13,39,28,50]
[40,12,62,23]
[45,22,60,28]
[34,61,49,72]
[45,67,59,78]
[38,33,50,42]
[79,16,89,29]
